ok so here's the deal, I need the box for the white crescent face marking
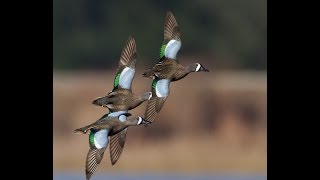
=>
[164,39,181,59]
[106,104,113,109]
[119,67,135,89]
[155,79,170,97]
[148,92,152,100]
[137,117,142,125]
[195,63,201,72]
[94,129,109,149]
[118,114,127,122]
[108,111,128,117]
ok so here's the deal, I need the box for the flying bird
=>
[74,112,150,180]
[91,35,152,165]
[92,35,152,112]
[143,11,209,124]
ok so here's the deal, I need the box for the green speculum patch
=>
[152,78,159,89]
[160,44,166,58]
[114,73,121,87]
[89,129,95,146]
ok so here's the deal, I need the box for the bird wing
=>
[160,11,181,60]
[164,11,180,42]
[113,35,137,90]
[144,78,170,122]
[144,96,167,123]
[109,128,128,165]
[85,147,107,180]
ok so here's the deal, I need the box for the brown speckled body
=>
[143,58,193,81]
[142,12,209,124]
[74,112,149,180]
[92,36,151,112]
[108,88,148,112]
[74,113,147,135]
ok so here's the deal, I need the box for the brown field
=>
[53,70,266,174]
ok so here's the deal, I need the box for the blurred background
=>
[53,0,266,179]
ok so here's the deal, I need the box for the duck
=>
[91,36,151,166]
[143,11,209,123]
[74,112,150,180]
[92,35,152,112]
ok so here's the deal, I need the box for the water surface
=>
[53,172,267,180]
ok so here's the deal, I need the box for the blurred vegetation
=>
[54,71,267,171]
[53,0,266,70]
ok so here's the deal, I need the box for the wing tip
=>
[127,35,136,45]
[163,11,179,41]
[119,34,137,68]
[166,11,173,16]
[111,159,116,165]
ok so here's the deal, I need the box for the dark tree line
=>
[53,0,266,70]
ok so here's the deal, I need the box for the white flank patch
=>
[119,67,135,89]
[94,129,109,149]
[195,63,201,72]
[155,79,170,97]
[164,39,181,59]
[108,111,128,117]
[137,117,143,125]
[118,114,127,122]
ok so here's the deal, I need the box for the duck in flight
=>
[143,11,209,124]
[91,35,152,166]
[74,112,150,180]
[92,35,152,112]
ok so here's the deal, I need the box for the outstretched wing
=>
[164,11,181,42]
[108,110,131,165]
[85,147,107,180]
[109,128,127,165]
[85,128,109,180]
[144,97,167,123]
[113,35,137,90]
[160,11,181,60]
[144,78,170,122]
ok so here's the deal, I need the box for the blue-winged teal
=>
[74,112,149,180]
[92,35,152,112]
[143,11,209,123]
[91,36,151,167]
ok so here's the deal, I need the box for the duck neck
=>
[187,64,197,73]
[125,117,143,126]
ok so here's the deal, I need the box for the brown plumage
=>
[143,11,209,123]
[91,36,151,167]
[92,88,151,112]
[164,11,181,42]
[143,58,209,81]
[74,113,148,135]
[109,129,127,165]
[74,112,150,180]
[85,147,106,180]
[92,35,151,112]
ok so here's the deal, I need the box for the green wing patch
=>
[114,72,121,87]
[152,78,159,89]
[160,44,166,58]
[89,129,96,146]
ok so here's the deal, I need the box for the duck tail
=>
[74,126,89,134]
[92,96,117,107]
[142,68,154,78]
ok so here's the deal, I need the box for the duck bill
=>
[201,67,209,72]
